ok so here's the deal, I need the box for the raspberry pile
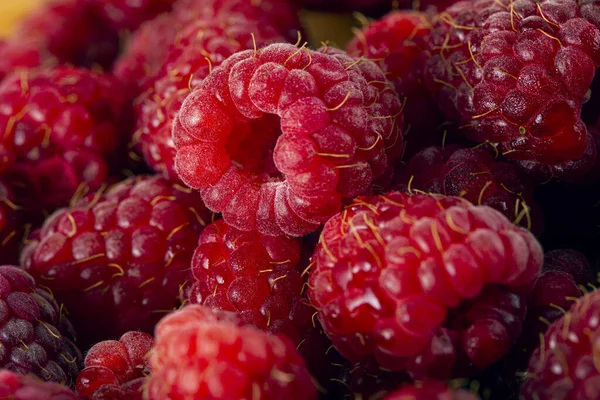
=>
[3,0,600,398]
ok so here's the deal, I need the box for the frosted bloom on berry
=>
[308,192,543,379]
[173,43,405,236]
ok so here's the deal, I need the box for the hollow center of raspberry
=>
[225,114,283,181]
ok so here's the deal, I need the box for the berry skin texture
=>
[0,67,131,213]
[20,175,214,347]
[392,145,542,233]
[0,179,27,265]
[308,192,543,379]
[89,0,176,31]
[0,266,82,386]
[173,43,405,236]
[383,381,480,400]
[521,288,600,400]
[424,0,600,174]
[76,331,153,400]
[147,305,317,400]
[0,369,78,400]
[133,16,285,182]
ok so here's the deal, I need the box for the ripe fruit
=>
[308,192,543,379]
[0,265,82,386]
[88,0,177,31]
[0,67,131,212]
[133,16,285,181]
[384,381,480,400]
[0,180,27,265]
[173,43,405,236]
[20,175,214,347]
[147,305,317,400]
[0,369,78,400]
[520,288,600,399]
[424,0,600,177]
[76,331,154,400]
[392,145,542,233]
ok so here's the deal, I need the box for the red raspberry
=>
[0,369,78,400]
[392,145,542,233]
[133,16,285,181]
[292,0,392,12]
[520,288,600,400]
[0,67,131,213]
[0,265,82,385]
[89,0,177,31]
[76,331,153,400]
[147,305,317,400]
[173,43,405,236]
[20,175,214,347]
[0,40,51,82]
[308,192,543,379]
[347,10,441,153]
[424,0,600,176]
[384,381,479,400]
[0,180,27,265]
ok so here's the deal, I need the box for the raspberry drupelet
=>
[384,381,480,400]
[0,369,79,400]
[173,43,405,236]
[20,175,214,348]
[133,16,285,182]
[0,266,82,386]
[308,192,543,379]
[392,145,542,233]
[0,67,131,213]
[424,0,600,177]
[76,331,153,400]
[520,288,600,399]
[147,305,317,400]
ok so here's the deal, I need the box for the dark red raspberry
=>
[347,10,441,152]
[520,288,600,400]
[20,175,214,347]
[392,145,542,233]
[424,0,600,177]
[76,331,153,400]
[133,16,285,181]
[173,43,405,236]
[384,381,479,400]
[0,67,131,213]
[0,39,50,82]
[0,369,78,400]
[147,304,317,400]
[0,265,82,386]
[308,192,543,379]
[0,180,27,265]
[291,0,392,13]
[11,0,119,70]
[88,0,177,31]
[542,248,591,285]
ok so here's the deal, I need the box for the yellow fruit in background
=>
[0,0,41,37]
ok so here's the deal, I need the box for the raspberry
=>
[173,43,405,236]
[0,40,49,82]
[383,381,479,400]
[0,67,131,213]
[347,10,441,151]
[424,0,600,176]
[0,180,27,265]
[76,331,153,400]
[0,265,82,386]
[133,16,285,181]
[308,192,543,379]
[392,145,542,233]
[520,288,600,400]
[89,0,177,31]
[147,305,317,400]
[0,369,78,400]
[20,175,214,347]
[292,0,392,12]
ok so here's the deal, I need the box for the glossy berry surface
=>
[392,145,542,233]
[147,304,317,400]
[308,192,543,379]
[76,331,153,400]
[424,0,600,175]
[134,16,284,181]
[521,288,600,400]
[0,369,78,400]
[384,381,480,400]
[0,67,130,212]
[173,43,404,236]
[20,175,213,347]
[0,265,82,386]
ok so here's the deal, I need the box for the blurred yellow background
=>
[0,0,41,37]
